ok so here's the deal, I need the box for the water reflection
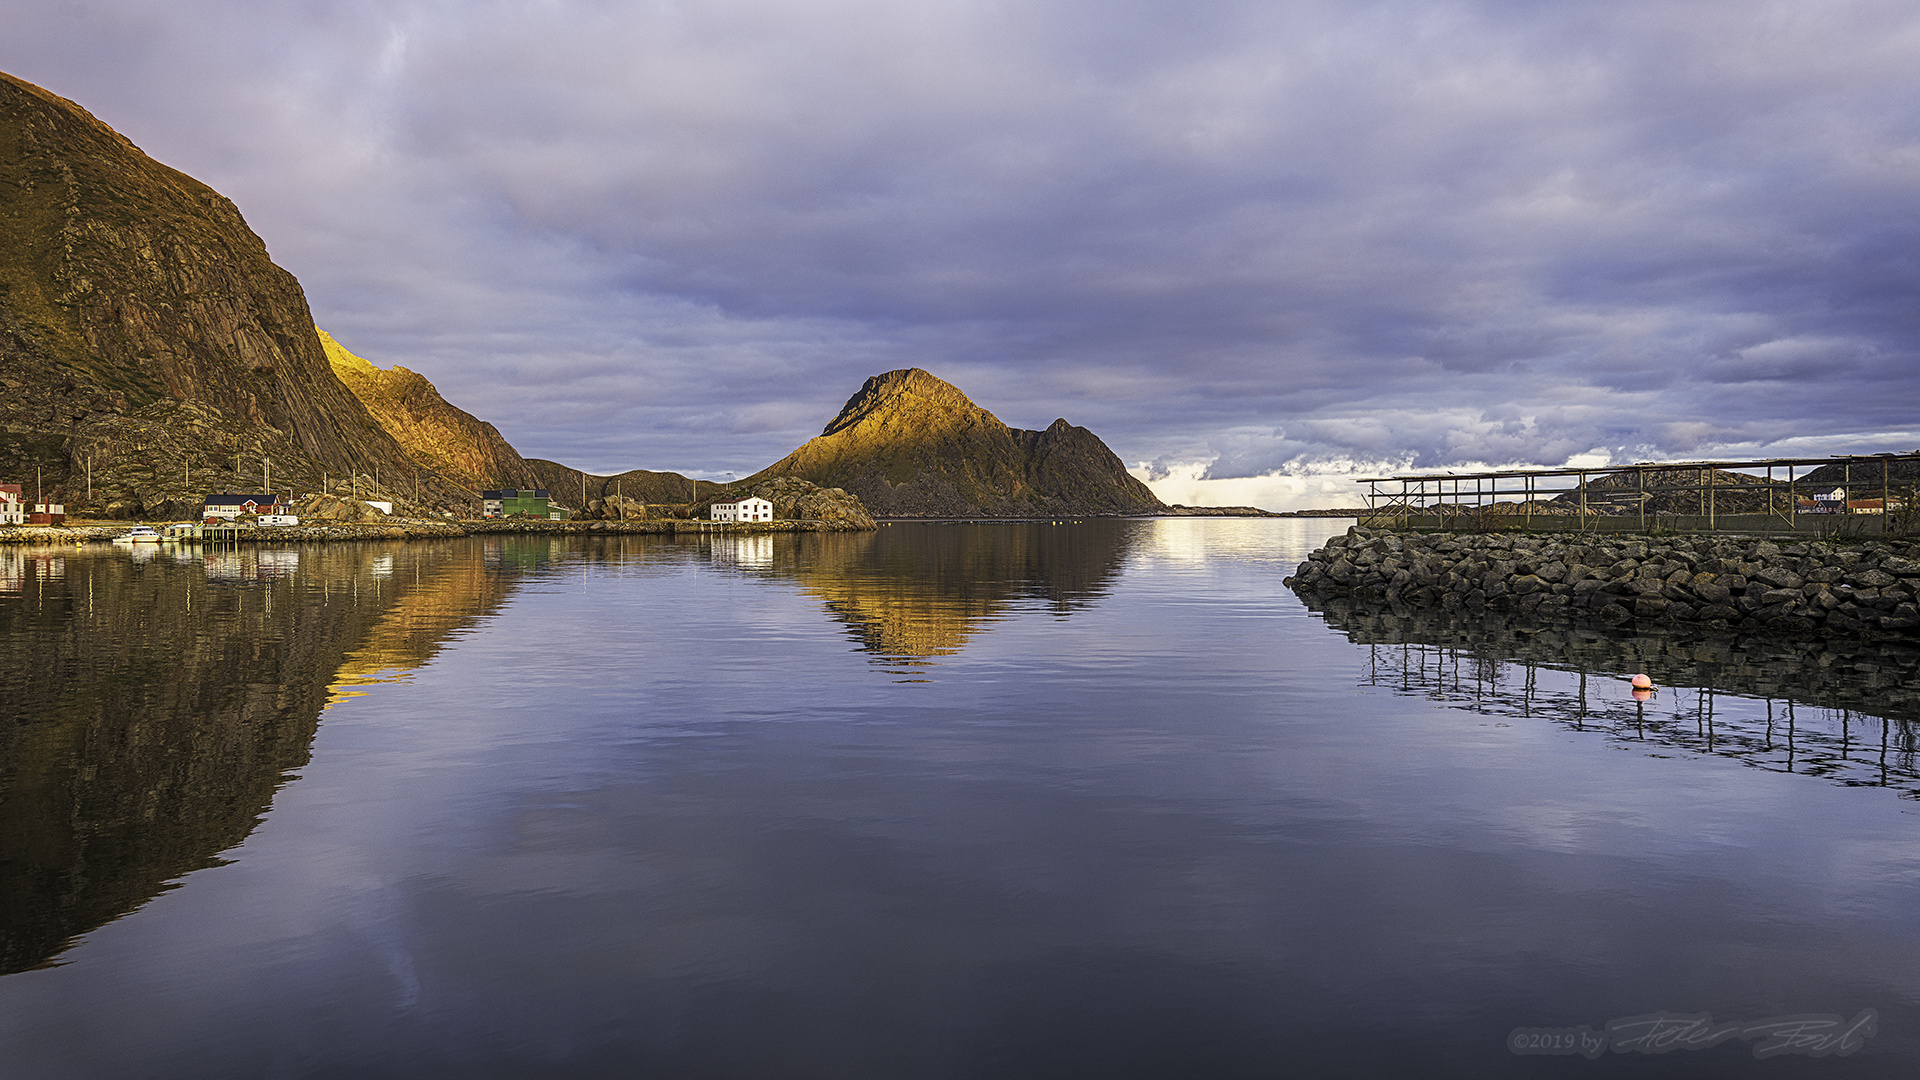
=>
[1306,594,1920,797]
[710,533,774,570]
[0,541,519,974]
[768,522,1139,662]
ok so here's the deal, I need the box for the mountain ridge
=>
[745,368,1164,518]
[319,330,541,494]
[0,70,459,514]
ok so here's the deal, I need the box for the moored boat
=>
[112,525,162,544]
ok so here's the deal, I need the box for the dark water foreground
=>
[2,522,1919,1078]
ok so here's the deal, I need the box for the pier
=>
[1357,452,1920,536]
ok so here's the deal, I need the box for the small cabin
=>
[710,497,774,522]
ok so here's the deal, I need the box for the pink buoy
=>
[1630,673,1652,689]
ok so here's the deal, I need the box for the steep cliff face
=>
[0,71,432,513]
[745,368,1165,517]
[320,330,539,494]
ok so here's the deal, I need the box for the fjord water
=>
[2,521,1917,1078]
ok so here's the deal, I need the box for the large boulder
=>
[740,476,877,529]
[295,494,386,524]
[576,494,647,521]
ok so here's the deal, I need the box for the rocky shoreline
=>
[0,517,875,545]
[1286,526,1920,641]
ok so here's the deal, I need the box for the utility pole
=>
[264,457,271,499]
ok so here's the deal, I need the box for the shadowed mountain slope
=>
[744,369,1165,518]
[0,71,462,515]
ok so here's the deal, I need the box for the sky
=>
[4,0,1918,509]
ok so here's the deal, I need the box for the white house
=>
[710,496,774,522]
[0,484,23,526]
[204,493,287,520]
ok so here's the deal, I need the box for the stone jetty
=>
[1286,526,1920,640]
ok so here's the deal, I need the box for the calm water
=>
[2,521,1917,1078]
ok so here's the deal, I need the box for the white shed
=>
[710,496,774,522]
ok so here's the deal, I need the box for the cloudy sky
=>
[5,0,1918,508]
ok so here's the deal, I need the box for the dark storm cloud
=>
[3,0,1917,500]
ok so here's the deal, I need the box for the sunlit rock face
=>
[0,72,445,515]
[319,331,541,494]
[747,369,1166,518]
[0,542,514,974]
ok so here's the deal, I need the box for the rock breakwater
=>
[1286,527,1920,640]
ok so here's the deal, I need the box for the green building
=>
[481,489,564,520]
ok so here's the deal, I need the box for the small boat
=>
[112,525,162,544]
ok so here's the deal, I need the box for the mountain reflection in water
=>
[758,521,1141,663]
[0,541,522,975]
[1306,594,1920,797]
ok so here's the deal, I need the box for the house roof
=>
[205,494,282,505]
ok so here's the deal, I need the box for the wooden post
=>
[1636,467,1645,532]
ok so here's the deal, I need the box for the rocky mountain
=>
[0,71,464,516]
[743,368,1165,518]
[524,458,714,511]
[319,330,540,494]
[1551,468,1787,515]
[1800,457,1920,490]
